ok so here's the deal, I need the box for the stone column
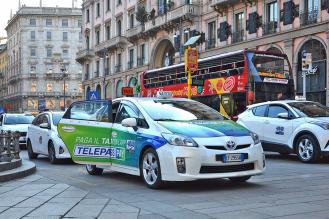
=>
[283,39,296,91]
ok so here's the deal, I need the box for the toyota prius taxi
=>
[58,96,265,189]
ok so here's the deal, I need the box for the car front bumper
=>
[157,143,265,181]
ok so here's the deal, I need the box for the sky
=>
[0,0,83,42]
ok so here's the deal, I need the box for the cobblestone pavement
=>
[0,152,329,219]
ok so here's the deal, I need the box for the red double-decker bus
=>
[140,49,294,118]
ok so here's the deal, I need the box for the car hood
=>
[157,120,251,138]
[1,124,29,132]
[305,117,329,123]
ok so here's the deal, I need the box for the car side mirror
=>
[121,118,138,131]
[39,123,50,129]
[277,112,289,119]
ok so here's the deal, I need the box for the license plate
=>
[223,153,244,163]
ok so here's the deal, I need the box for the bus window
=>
[192,95,220,112]
[220,94,232,116]
[232,92,247,116]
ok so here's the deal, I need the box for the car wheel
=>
[140,148,164,189]
[27,140,38,159]
[85,164,103,175]
[48,142,58,164]
[229,176,251,183]
[296,134,320,163]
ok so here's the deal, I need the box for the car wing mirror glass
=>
[277,112,289,119]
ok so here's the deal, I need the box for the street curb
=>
[0,159,22,172]
[0,160,36,183]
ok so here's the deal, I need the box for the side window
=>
[0,115,3,126]
[32,115,40,126]
[115,104,138,124]
[64,101,111,122]
[252,105,267,117]
[41,115,49,125]
[112,101,121,122]
[268,105,288,118]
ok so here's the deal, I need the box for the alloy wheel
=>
[298,138,314,161]
[142,152,159,185]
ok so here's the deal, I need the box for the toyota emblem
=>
[226,140,236,150]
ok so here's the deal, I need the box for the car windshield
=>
[288,102,329,117]
[52,113,64,126]
[139,99,226,121]
[4,115,34,125]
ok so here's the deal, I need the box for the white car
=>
[26,111,71,164]
[237,100,329,163]
[0,113,35,147]
[58,97,265,189]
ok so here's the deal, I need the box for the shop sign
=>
[122,87,133,97]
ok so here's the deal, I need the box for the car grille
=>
[199,163,254,174]
[205,144,250,150]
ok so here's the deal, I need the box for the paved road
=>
[3,151,329,218]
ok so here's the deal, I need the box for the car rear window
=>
[252,105,267,117]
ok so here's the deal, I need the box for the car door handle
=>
[264,120,270,124]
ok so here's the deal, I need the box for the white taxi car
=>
[0,113,34,148]
[58,97,265,189]
[27,111,71,164]
[238,100,329,163]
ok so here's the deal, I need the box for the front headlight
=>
[250,132,260,145]
[162,133,198,147]
[309,121,329,130]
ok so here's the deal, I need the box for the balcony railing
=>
[300,10,318,26]
[94,71,100,78]
[232,30,244,44]
[144,4,200,33]
[104,68,110,76]
[206,39,216,50]
[209,0,240,9]
[137,57,146,67]
[76,49,95,64]
[95,36,128,54]
[115,65,122,73]
[126,25,144,42]
[263,21,278,35]
[127,61,134,70]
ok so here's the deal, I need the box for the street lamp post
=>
[61,67,68,110]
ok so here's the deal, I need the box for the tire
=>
[48,142,58,164]
[296,134,320,163]
[229,176,252,183]
[140,148,164,189]
[27,139,38,159]
[85,164,103,175]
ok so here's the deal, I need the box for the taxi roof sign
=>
[156,91,173,98]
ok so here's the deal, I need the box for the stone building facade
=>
[0,44,8,109]
[5,6,83,112]
[79,0,329,106]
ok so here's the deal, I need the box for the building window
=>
[63,32,68,41]
[129,49,134,69]
[106,25,110,40]
[233,12,244,43]
[207,21,215,49]
[116,53,122,73]
[30,48,36,57]
[117,20,122,36]
[117,0,122,6]
[30,65,36,73]
[264,2,278,35]
[96,3,101,17]
[47,83,53,92]
[86,64,90,80]
[86,9,90,23]
[129,13,134,29]
[62,19,68,27]
[46,19,52,26]
[186,0,192,4]
[78,20,82,27]
[63,50,69,59]
[96,60,100,77]
[300,0,319,26]
[30,19,36,26]
[139,44,145,66]
[30,31,36,41]
[47,64,53,72]
[86,36,90,50]
[46,48,52,58]
[31,83,37,92]
[105,57,110,75]
[107,0,111,11]
[96,30,100,45]
[47,31,52,41]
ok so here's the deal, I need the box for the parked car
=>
[237,100,329,163]
[27,111,71,164]
[0,113,35,148]
[58,96,265,189]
